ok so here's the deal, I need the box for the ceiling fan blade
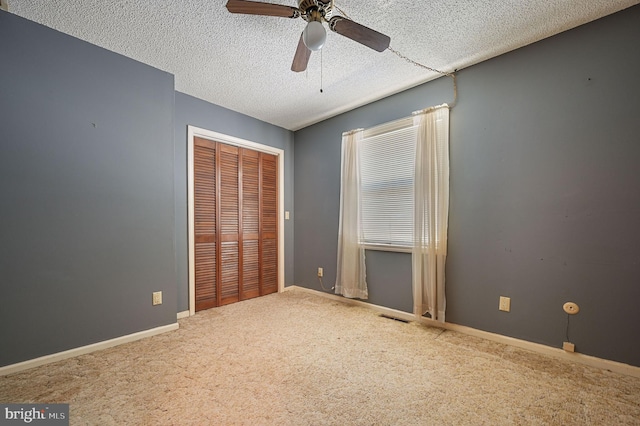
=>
[329,16,390,52]
[226,0,300,18]
[291,32,312,72]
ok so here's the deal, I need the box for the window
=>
[338,105,449,316]
[359,117,417,249]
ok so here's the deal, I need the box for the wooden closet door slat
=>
[220,241,239,305]
[242,240,260,299]
[261,153,278,295]
[220,145,239,236]
[242,150,260,236]
[194,138,218,310]
[242,149,260,300]
[219,144,240,305]
[262,238,278,295]
[261,154,278,237]
[195,243,217,310]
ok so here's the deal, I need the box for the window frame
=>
[358,116,416,253]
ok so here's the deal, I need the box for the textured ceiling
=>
[9,0,639,130]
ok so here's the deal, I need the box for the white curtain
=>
[412,105,450,322]
[335,129,368,299]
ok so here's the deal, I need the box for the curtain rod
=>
[344,115,409,138]
[344,103,449,137]
[412,103,450,116]
[342,128,364,137]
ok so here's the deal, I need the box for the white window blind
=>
[359,118,417,247]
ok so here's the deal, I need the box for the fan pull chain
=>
[320,49,324,93]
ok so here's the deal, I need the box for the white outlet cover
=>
[499,296,511,312]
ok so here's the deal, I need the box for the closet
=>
[193,137,278,311]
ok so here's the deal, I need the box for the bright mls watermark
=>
[0,404,68,425]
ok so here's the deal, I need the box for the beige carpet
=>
[1,289,639,425]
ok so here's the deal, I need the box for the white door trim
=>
[187,125,285,316]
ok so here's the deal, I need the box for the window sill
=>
[361,243,412,253]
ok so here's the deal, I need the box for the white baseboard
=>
[177,310,190,319]
[0,322,179,376]
[287,285,640,379]
[439,321,640,378]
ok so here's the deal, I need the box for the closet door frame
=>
[187,125,285,316]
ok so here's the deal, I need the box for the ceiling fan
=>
[226,0,391,72]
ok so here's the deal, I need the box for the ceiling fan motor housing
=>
[298,0,333,21]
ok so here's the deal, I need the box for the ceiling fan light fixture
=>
[302,20,326,51]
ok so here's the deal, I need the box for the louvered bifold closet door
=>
[241,149,260,300]
[194,137,218,311]
[261,153,278,295]
[194,139,278,311]
[219,144,240,306]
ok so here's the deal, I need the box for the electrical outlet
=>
[152,291,162,306]
[563,342,575,352]
[317,267,323,277]
[499,296,511,312]
[285,211,290,220]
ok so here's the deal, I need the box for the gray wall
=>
[174,92,294,313]
[0,11,177,367]
[294,5,640,367]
